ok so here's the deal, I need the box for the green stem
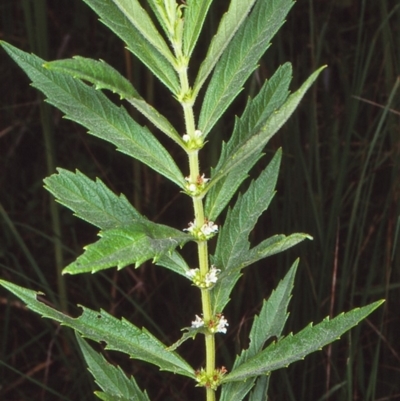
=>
[176,30,216,401]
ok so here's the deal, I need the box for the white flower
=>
[216,315,229,334]
[184,220,196,234]
[200,221,218,236]
[191,315,204,329]
[182,134,190,142]
[204,266,220,287]
[186,268,199,279]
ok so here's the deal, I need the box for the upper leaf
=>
[222,300,384,383]
[44,168,144,230]
[219,260,298,401]
[45,57,183,146]
[0,280,195,379]
[111,0,176,64]
[45,56,137,99]
[204,63,292,221]
[193,0,258,99]
[75,334,150,401]
[212,233,310,314]
[155,250,190,278]
[182,0,214,58]
[0,42,186,188]
[210,150,281,314]
[81,0,180,93]
[213,150,281,273]
[208,66,326,192]
[63,221,193,274]
[198,0,294,136]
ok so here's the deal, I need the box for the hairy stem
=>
[179,63,216,401]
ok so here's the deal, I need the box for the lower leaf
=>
[222,300,384,383]
[0,280,195,379]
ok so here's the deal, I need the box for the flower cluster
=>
[184,219,218,240]
[184,174,209,196]
[182,129,204,150]
[195,366,228,390]
[186,266,220,289]
[191,313,229,334]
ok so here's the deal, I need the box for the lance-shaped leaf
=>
[198,0,294,136]
[212,234,310,314]
[44,169,189,278]
[210,150,281,314]
[248,375,269,401]
[45,57,183,146]
[213,149,281,272]
[75,334,150,401]
[182,0,213,58]
[220,260,298,401]
[204,63,292,220]
[44,168,144,230]
[222,300,384,383]
[81,0,179,93]
[156,250,190,278]
[63,221,193,274]
[145,0,170,38]
[193,0,257,98]
[0,42,185,188]
[0,280,195,379]
[240,233,312,269]
[208,66,325,192]
[111,0,176,65]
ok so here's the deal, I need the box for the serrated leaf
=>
[205,154,263,222]
[0,280,195,379]
[248,375,269,401]
[182,0,213,57]
[63,221,193,274]
[212,234,310,315]
[208,66,325,191]
[111,0,176,65]
[240,233,312,269]
[81,0,179,93]
[75,334,150,401]
[156,250,190,278]
[204,63,292,220]
[45,57,136,98]
[223,300,384,383]
[211,150,281,314]
[220,260,298,401]
[193,0,257,98]
[198,0,294,136]
[44,169,143,230]
[167,326,204,352]
[45,57,182,145]
[0,42,185,188]
[214,150,281,272]
[145,0,170,38]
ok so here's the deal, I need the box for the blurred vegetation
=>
[1,0,399,400]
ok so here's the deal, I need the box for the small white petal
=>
[216,315,229,333]
[191,315,204,328]
[186,268,199,279]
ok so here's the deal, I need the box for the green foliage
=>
[198,0,294,135]
[0,279,195,379]
[0,43,185,188]
[75,334,150,401]
[0,0,384,400]
[81,0,180,93]
[223,301,384,384]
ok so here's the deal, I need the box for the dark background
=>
[1,0,399,400]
